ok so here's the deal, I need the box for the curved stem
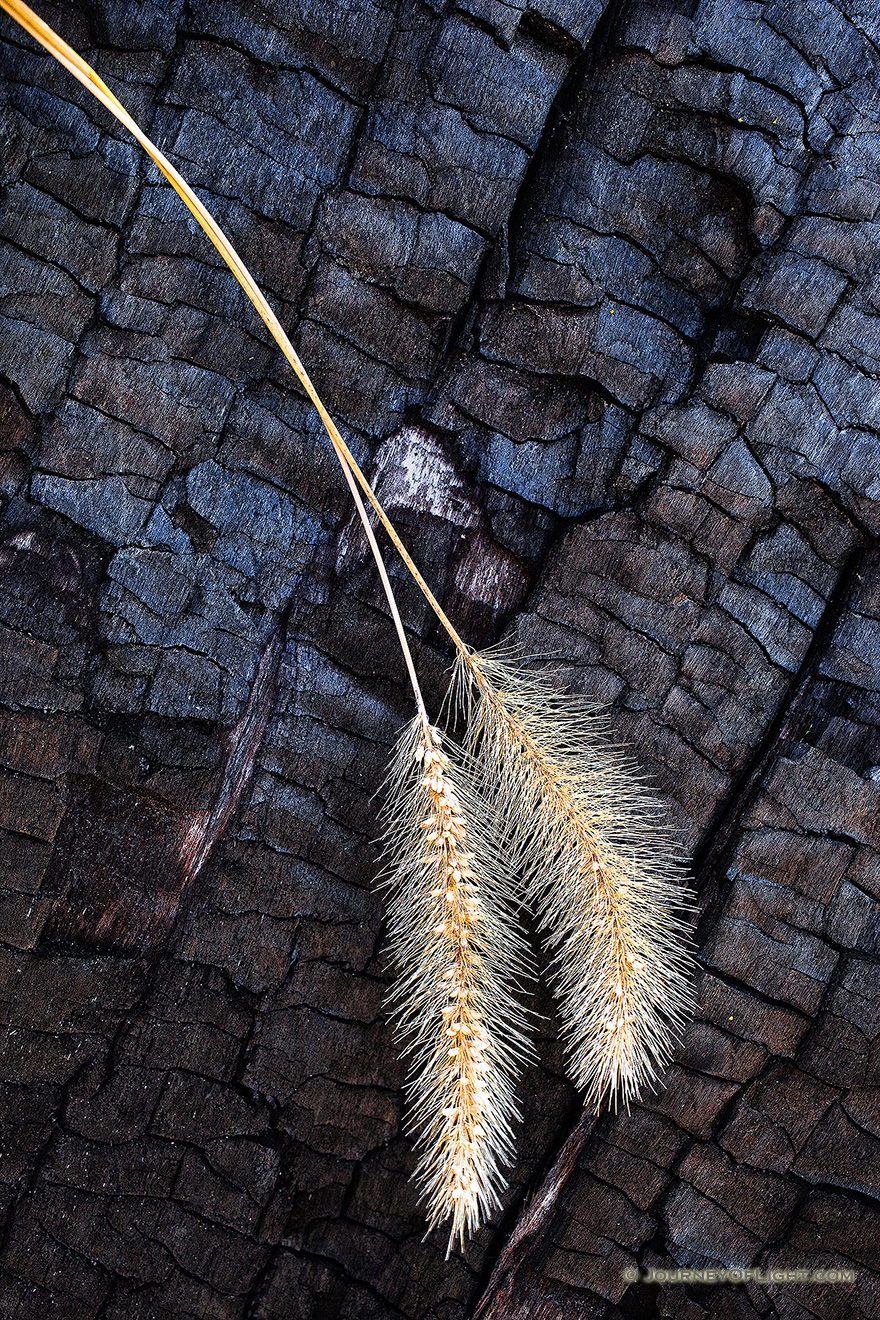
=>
[0,0,436,717]
[336,451,430,725]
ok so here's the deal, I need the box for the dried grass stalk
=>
[0,0,433,720]
[454,650,696,1109]
[380,717,534,1254]
[5,0,698,1243]
[0,0,457,644]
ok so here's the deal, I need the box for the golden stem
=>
[0,0,467,671]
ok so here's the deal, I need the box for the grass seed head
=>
[454,650,697,1110]
[378,716,535,1254]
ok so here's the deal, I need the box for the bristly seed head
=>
[454,650,697,1111]
[5,0,697,1258]
[378,717,534,1255]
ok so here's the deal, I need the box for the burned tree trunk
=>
[1,1,879,1317]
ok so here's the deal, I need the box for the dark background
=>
[1,0,879,1316]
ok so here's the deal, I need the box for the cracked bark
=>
[1,1,880,1317]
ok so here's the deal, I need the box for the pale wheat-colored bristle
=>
[454,650,696,1110]
[379,717,534,1255]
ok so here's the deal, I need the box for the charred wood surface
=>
[1,1,879,1317]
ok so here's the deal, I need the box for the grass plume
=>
[5,0,698,1245]
[454,650,696,1109]
[380,718,534,1254]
